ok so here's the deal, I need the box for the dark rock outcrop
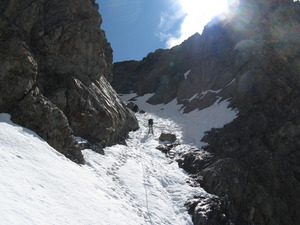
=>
[113,0,300,224]
[177,150,213,175]
[159,133,177,143]
[10,88,84,162]
[185,195,230,225]
[0,0,138,162]
[156,142,180,158]
[126,102,139,113]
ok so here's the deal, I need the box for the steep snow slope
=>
[0,93,237,225]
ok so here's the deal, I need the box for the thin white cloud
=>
[157,0,234,48]
[156,6,185,44]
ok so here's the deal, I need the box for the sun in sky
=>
[159,0,239,48]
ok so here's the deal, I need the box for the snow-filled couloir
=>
[0,93,237,225]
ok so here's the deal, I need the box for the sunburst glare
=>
[160,0,239,48]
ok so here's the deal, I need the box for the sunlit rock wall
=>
[0,0,138,162]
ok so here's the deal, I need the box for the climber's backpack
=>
[148,119,153,125]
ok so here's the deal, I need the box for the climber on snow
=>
[148,119,154,135]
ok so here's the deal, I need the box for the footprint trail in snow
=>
[84,93,237,224]
[84,111,204,225]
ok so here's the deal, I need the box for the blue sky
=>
[97,0,234,62]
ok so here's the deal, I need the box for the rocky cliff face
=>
[113,0,300,224]
[0,0,138,163]
[112,34,202,105]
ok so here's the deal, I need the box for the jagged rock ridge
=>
[113,0,300,224]
[0,0,139,163]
